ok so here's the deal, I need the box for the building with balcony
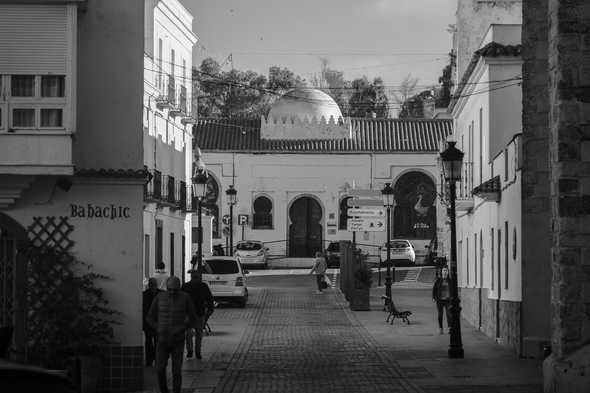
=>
[446,22,551,357]
[0,0,196,391]
[142,0,197,285]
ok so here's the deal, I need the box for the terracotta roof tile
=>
[194,118,452,153]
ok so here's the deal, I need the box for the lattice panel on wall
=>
[25,217,75,358]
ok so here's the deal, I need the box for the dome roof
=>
[268,88,343,122]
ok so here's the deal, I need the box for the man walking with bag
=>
[182,268,214,359]
[309,251,327,294]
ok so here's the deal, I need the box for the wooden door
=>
[289,197,322,257]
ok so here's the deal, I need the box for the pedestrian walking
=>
[143,278,163,367]
[153,261,170,290]
[432,266,452,334]
[181,268,214,360]
[309,251,327,294]
[146,276,197,393]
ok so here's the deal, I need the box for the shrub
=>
[23,246,120,368]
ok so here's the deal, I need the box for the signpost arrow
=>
[347,207,385,217]
[346,218,386,232]
[347,198,383,207]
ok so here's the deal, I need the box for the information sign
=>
[347,207,385,217]
[346,218,386,232]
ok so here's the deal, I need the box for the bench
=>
[381,295,412,325]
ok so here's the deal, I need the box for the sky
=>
[181,0,456,93]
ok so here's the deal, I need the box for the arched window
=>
[200,175,220,238]
[339,197,352,230]
[253,196,273,229]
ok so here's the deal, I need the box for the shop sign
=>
[70,204,130,219]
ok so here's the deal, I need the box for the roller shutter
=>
[0,4,70,74]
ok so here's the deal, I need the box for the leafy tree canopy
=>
[195,58,307,118]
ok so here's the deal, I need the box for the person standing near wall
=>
[432,266,452,334]
[153,262,170,290]
[143,278,163,367]
[309,251,327,294]
[147,276,197,393]
[181,268,214,359]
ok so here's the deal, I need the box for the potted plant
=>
[350,256,372,311]
[23,246,120,393]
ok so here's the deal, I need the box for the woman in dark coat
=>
[432,266,452,334]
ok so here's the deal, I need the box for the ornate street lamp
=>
[192,150,208,270]
[381,182,395,300]
[440,141,465,359]
[225,185,238,256]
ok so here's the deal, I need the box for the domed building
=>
[268,88,343,123]
[193,88,452,260]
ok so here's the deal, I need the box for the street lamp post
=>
[225,185,237,256]
[191,151,208,271]
[381,182,395,300]
[440,141,465,359]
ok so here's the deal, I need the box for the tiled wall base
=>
[460,288,521,355]
[98,346,143,392]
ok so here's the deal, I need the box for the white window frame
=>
[3,74,67,132]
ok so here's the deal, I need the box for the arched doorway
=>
[0,213,28,360]
[288,197,322,257]
[393,171,437,240]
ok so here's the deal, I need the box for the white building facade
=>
[448,24,550,356]
[194,89,452,260]
[143,0,197,283]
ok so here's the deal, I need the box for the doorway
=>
[0,213,28,360]
[288,197,323,257]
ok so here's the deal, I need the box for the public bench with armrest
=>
[381,295,412,325]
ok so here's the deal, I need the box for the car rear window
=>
[236,242,262,251]
[388,241,410,249]
[327,242,339,252]
[204,259,239,274]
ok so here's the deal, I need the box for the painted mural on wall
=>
[393,172,436,240]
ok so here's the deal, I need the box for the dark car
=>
[326,241,340,267]
[1,359,78,392]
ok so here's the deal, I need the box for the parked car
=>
[380,239,416,266]
[326,241,340,267]
[1,359,78,393]
[202,256,249,307]
[234,240,268,268]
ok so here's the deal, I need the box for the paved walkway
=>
[142,277,542,393]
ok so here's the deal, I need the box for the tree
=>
[195,58,307,118]
[435,51,455,108]
[348,76,389,118]
[311,58,351,116]
[267,66,306,93]
[392,74,419,107]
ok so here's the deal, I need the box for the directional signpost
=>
[347,189,385,232]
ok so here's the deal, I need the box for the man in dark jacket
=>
[182,268,214,359]
[432,266,452,334]
[147,276,197,393]
[143,278,162,367]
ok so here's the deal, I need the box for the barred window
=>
[253,196,273,229]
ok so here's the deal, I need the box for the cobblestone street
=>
[212,284,421,393]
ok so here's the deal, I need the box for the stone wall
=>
[461,288,522,354]
[521,0,553,349]
[522,0,590,391]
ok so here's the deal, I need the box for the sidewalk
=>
[346,285,543,392]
